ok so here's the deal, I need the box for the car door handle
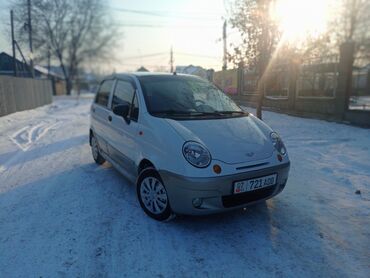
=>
[108,115,112,122]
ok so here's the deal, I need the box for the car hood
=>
[165,116,274,164]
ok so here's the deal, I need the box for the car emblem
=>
[246,152,254,157]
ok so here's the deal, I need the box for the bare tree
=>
[12,0,118,95]
[228,0,280,119]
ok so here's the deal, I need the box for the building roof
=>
[0,52,34,77]
[0,52,64,79]
[34,65,64,79]
[136,66,149,72]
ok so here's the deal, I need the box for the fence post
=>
[237,62,244,97]
[0,78,5,116]
[336,41,355,118]
[288,61,299,111]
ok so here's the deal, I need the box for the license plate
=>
[233,174,277,194]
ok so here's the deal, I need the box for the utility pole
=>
[222,20,227,71]
[47,44,51,79]
[27,0,35,78]
[10,10,17,77]
[170,46,174,73]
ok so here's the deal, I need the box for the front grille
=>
[235,162,269,171]
[222,186,276,208]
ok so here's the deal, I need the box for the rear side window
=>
[95,80,114,107]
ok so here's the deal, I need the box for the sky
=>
[0,0,11,57]
[0,0,229,73]
[107,0,228,72]
[0,0,352,74]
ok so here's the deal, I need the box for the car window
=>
[95,80,113,107]
[112,80,139,121]
[138,75,242,119]
[131,93,139,121]
[112,80,135,109]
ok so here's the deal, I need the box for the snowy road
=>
[0,97,369,277]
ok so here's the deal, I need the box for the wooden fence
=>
[0,76,52,117]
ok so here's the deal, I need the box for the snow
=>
[0,96,369,277]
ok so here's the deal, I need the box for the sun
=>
[272,0,334,42]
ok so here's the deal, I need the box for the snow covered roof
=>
[34,65,64,79]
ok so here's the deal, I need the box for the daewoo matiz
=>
[90,73,290,221]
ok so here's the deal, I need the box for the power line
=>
[111,22,219,29]
[121,52,221,61]
[120,52,168,61]
[108,6,224,20]
[176,52,222,60]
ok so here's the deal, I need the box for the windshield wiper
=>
[151,110,248,118]
[203,110,248,116]
[151,110,204,116]
[218,110,247,114]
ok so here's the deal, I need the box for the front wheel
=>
[137,168,173,221]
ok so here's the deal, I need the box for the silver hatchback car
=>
[90,73,290,221]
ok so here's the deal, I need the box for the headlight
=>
[182,141,211,168]
[270,132,287,155]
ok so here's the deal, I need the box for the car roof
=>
[104,72,202,80]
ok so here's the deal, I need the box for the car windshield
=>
[138,75,247,119]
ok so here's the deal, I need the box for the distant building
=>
[175,65,214,81]
[0,52,63,79]
[0,52,66,95]
[0,52,43,78]
[137,66,149,72]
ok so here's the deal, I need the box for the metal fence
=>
[264,63,290,99]
[212,43,370,126]
[349,55,370,111]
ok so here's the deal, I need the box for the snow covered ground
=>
[0,96,369,277]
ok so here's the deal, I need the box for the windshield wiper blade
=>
[151,110,203,116]
[215,110,247,114]
[151,110,248,118]
[201,110,247,116]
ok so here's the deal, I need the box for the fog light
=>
[192,198,203,208]
[213,164,222,174]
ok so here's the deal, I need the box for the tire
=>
[137,168,174,221]
[91,134,105,165]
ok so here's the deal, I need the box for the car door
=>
[91,79,115,155]
[106,78,140,177]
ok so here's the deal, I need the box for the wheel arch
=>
[89,129,94,146]
[137,159,155,175]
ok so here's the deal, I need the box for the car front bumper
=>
[159,162,290,215]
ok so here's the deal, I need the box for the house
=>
[0,52,63,79]
[0,52,42,78]
[136,66,149,72]
[0,52,66,95]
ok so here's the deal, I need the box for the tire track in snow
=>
[10,120,62,151]
[0,120,63,175]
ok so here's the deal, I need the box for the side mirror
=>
[113,104,130,120]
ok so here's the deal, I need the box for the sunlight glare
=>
[273,0,333,42]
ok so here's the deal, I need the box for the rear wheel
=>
[91,134,105,165]
[137,168,174,221]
